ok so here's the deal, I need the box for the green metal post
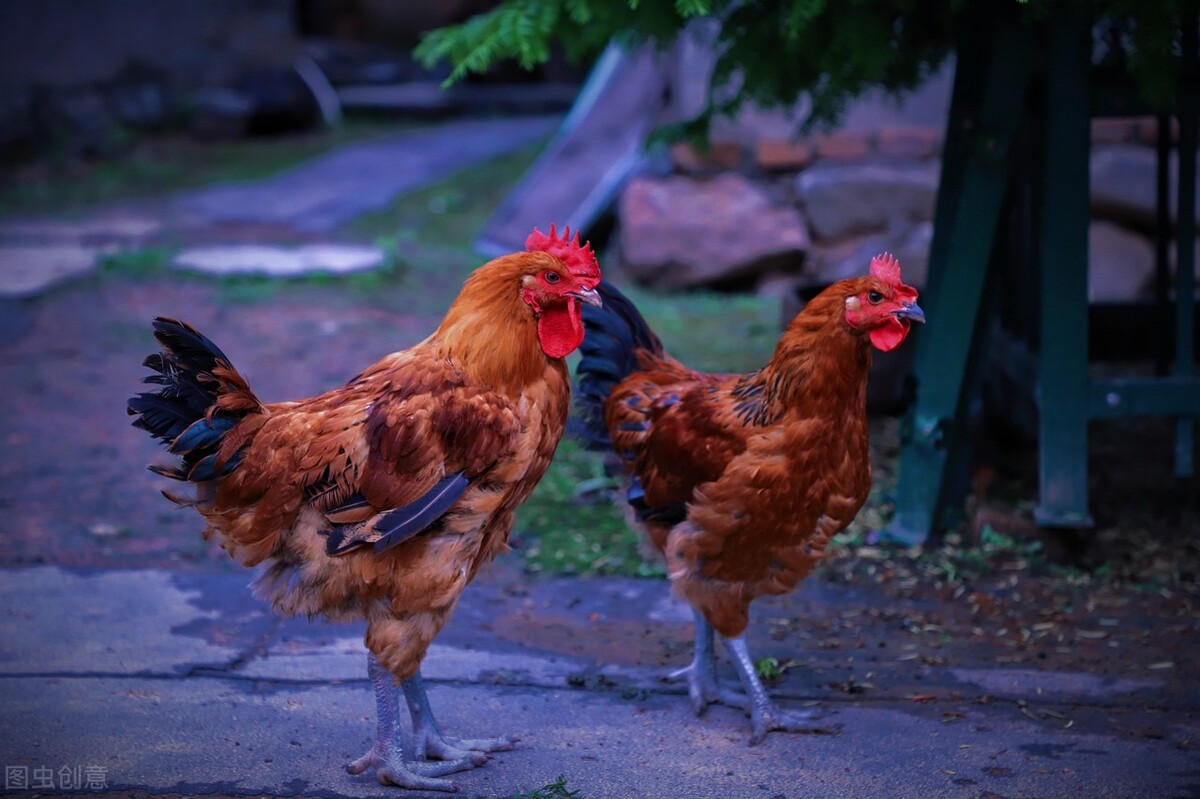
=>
[1034,8,1093,527]
[1173,15,1197,477]
[890,20,1034,543]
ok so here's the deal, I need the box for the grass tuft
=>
[513,775,580,799]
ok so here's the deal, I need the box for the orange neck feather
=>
[432,253,561,391]
[759,289,872,415]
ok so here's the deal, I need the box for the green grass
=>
[74,133,543,318]
[348,139,543,244]
[513,776,580,799]
[98,246,177,278]
[95,241,409,305]
[612,285,780,373]
[517,439,662,578]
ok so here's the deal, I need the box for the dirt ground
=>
[1,269,1197,708]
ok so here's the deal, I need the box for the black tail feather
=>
[572,280,663,450]
[128,317,252,483]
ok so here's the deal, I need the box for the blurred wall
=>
[298,0,497,47]
[0,0,300,91]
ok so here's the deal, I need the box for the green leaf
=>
[675,0,712,16]
[415,0,1189,138]
[755,656,783,680]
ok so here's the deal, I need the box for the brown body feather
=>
[144,252,574,681]
[603,286,878,638]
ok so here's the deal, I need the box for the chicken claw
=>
[402,673,516,762]
[725,636,839,744]
[348,655,482,791]
[345,742,467,791]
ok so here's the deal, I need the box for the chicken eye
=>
[867,290,884,304]
[544,271,561,284]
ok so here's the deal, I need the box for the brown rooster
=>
[128,226,601,790]
[573,254,923,744]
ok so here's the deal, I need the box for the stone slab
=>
[172,243,386,277]
[173,116,560,234]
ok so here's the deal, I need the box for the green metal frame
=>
[1172,17,1198,478]
[891,9,1199,542]
[1034,8,1093,527]
[891,14,1035,540]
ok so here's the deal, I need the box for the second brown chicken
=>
[574,253,924,744]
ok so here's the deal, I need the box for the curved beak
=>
[894,301,925,324]
[571,286,603,307]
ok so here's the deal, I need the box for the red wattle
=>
[537,300,584,358]
[870,318,910,352]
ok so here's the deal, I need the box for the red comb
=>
[870,252,918,300]
[525,224,600,281]
[869,252,902,285]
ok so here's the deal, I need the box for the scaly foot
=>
[724,634,839,744]
[350,654,488,791]
[402,672,515,763]
[746,701,836,746]
[667,658,749,716]
[420,730,514,763]
[667,611,747,716]
[345,741,470,791]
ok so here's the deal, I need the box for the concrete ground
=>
[2,559,1200,796]
[3,564,1198,799]
[1,116,1197,799]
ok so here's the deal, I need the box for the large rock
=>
[1089,221,1155,302]
[1091,144,1200,229]
[795,163,939,240]
[619,173,809,289]
[803,222,932,290]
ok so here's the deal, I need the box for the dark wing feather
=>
[573,279,665,449]
[371,472,470,553]
[324,472,471,555]
[311,361,524,556]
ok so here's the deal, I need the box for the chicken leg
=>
[346,654,480,790]
[401,672,515,761]
[671,612,834,744]
[724,635,833,745]
[668,611,751,715]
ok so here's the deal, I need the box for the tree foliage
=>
[415,0,1197,136]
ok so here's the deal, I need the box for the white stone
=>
[171,243,386,277]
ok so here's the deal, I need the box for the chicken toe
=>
[345,742,465,791]
[347,655,479,791]
[403,673,515,762]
